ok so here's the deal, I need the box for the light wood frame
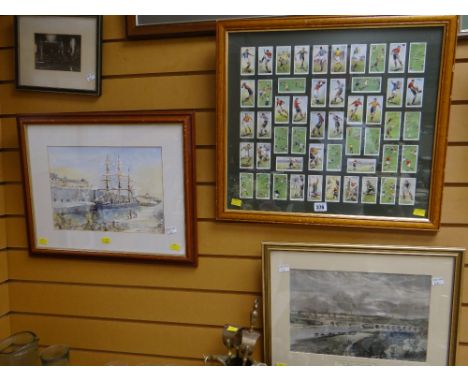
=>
[18,112,197,265]
[262,242,464,365]
[216,15,458,231]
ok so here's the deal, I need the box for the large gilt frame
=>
[216,16,458,230]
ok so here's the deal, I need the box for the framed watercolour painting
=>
[15,16,102,95]
[216,16,458,230]
[262,242,464,366]
[18,113,197,265]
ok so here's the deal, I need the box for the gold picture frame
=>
[262,242,464,365]
[216,16,458,230]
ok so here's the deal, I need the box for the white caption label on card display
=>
[166,226,177,235]
[278,264,290,273]
[314,202,327,212]
[86,73,96,82]
[432,277,445,287]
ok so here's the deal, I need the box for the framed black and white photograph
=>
[262,242,464,365]
[15,16,102,95]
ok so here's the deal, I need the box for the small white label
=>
[166,226,177,235]
[432,277,445,287]
[314,202,327,212]
[86,73,96,82]
[278,264,290,273]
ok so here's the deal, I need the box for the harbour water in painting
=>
[290,269,431,362]
[48,146,165,234]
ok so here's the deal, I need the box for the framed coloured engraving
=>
[262,242,464,366]
[15,16,102,95]
[216,16,458,230]
[18,113,197,265]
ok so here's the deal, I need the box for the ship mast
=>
[117,155,122,200]
[103,154,111,191]
[127,167,134,202]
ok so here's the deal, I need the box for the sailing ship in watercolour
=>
[96,155,139,209]
[48,147,164,234]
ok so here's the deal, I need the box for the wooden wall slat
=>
[441,187,468,224]
[7,250,261,293]
[0,118,18,148]
[4,184,24,215]
[458,307,468,343]
[0,219,7,250]
[196,149,216,183]
[445,146,468,183]
[9,282,259,327]
[198,221,468,260]
[67,348,203,366]
[6,217,26,248]
[0,74,216,115]
[195,112,215,146]
[0,315,10,339]
[0,251,8,283]
[9,314,263,361]
[462,267,468,304]
[456,40,468,59]
[0,153,4,182]
[197,185,215,219]
[0,186,5,216]
[452,63,468,101]
[102,15,126,41]
[0,16,14,48]
[1,151,21,182]
[0,49,13,82]
[455,344,468,366]
[448,105,468,142]
[0,283,9,317]
[103,38,215,77]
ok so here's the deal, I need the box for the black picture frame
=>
[15,16,102,96]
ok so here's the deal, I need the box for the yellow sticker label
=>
[170,243,181,251]
[38,237,48,245]
[276,362,287,366]
[231,198,243,207]
[413,208,426,217]
[101,237,111,244]
[227,325,239,333]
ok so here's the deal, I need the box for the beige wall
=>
[0,15,467,365]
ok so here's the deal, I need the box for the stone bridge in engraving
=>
[290,311,422,339]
